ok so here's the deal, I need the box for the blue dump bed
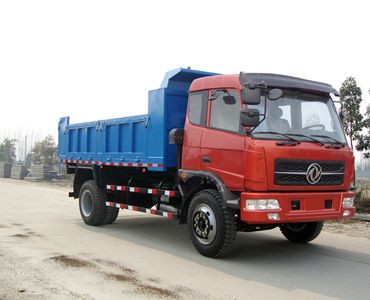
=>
[58,68,218,171]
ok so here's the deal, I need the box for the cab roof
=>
[190,73,339,95]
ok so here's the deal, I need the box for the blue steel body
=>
[58,68,218,171]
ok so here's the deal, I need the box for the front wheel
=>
[187,189,237,258]
[279,222,323,243]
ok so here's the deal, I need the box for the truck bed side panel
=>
[58,115,155,167]
[58,68,219,171]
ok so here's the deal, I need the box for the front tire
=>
[279,222,323,243]
[187,189,237,258]
[79,180,108,226]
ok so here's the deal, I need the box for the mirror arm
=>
[209,88,231,100]
[221,88,230,96]
[248,114,265,135]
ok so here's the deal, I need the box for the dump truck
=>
[58,68,355,257]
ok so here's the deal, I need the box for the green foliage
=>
[339,77,364,148]
[0,138,16,162]
[31,135,57,165]
[356,104,370,158]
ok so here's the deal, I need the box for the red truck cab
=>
[179,72,354,246]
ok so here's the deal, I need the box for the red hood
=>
[245,139,354,192]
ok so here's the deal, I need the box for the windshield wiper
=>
[253,131,301,144]
[285,133,325,146]
[311,134,346,147]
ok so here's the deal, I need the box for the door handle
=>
[202,156,211,164]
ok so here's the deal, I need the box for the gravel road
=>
[1,178,370,300]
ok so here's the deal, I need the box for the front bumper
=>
[240,191,355,224]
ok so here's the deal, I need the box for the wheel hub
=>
[192,204,217,245]
[81,190,93,217]
[194,211,210,238]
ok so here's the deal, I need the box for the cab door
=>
[182,91,208,170]
[200,90,245,190]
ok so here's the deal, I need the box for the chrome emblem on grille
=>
[306,163,322,184]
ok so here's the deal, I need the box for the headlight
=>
[342,196,355,208]
[245,199,280,210]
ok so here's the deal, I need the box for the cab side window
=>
[188,92,208,126]
[210,90,240,132]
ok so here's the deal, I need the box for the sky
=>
[0,0,369,156]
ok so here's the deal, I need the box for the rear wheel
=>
[104,207,119,224]
[79,180,107,226]
[187,189,237,258]
[279,222,323,243]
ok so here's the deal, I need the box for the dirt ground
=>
[1,178,370,300]
[323,219,370,239]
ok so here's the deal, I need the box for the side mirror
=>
[169,128,184,145]
[223,95,236,105]
[241,88,261,104]
[267,88,283,100]
[240,108,260,127]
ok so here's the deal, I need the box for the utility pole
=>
[24,135,27,165]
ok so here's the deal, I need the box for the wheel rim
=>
[286,223,307,232]
[192,204,217,245]
[81,190,93,217]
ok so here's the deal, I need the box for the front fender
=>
[178,169,240,214]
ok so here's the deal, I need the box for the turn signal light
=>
[267,213,280,220]
[343,210,351,217]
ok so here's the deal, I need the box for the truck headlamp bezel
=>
[342,196,355,208]
[245,199,280,211]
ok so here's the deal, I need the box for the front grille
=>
[274,159,344,186]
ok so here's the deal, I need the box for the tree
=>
[357,104,370,158]
[339,77,364,149]
[0,138,16,162]
[31,135,57,165]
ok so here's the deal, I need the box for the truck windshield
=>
[250,90,347,145]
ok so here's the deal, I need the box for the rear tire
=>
[79,180,107,226]
[104,207,119,224]
[279,222,323,243]
[187,189,237,258]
